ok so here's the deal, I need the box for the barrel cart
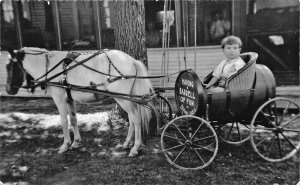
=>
[160,52,300,170]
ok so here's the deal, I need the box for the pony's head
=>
[6,48,26,95]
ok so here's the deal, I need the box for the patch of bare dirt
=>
[0,97,299,185]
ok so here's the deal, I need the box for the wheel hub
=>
[273,126,284,134]
[185,140,192,146]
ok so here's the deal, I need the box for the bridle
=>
[9,50,49,89]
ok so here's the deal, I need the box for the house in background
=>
[0,0,299,96]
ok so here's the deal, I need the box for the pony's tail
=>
[132,60,153,134]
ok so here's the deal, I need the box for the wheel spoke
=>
[272,102,279,126]
[254,127,276,131]
[191,146,205,164]
[276,133,283,158]
[164,134,185,143]
[226,122,235,139]
[266,135,276,158]
[236,122,242,141]
[173,123,187,140]
[190,122,204,140]
[259,111,275,127]
[280,132,297,150]
[173,146,186,163]
[243,123,250,130]
[280,102,291,123]
[188,146,191,168]
[193,143,215,153]
[193,135,215,142]
[281,114,300,127]
[164,143,184,152]
[282,128,300,132]
[256,133,274,147]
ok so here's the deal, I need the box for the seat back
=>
[225,52,258,91]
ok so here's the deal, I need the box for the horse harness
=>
[59,49,129,100]
[18,48,189,104]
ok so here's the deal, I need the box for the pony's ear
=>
[7,47,15,58]
[16,50,25,62]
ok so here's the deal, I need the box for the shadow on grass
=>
[0,106,131,184]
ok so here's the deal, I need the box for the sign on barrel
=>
[175,70,203,116]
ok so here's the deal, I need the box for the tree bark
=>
[114,0,148,67]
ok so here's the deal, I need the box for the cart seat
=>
[203,52,258,91]
[226,52,258,91]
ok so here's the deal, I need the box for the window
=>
[58,1,97,50]
[145,0,176,48]
[144,0,232,48]
[1,0,18,48]
[21,1,57,49]
[247,0,299,85]
[186,1,232,46]
[99,0,115,49]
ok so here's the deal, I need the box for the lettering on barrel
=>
[175,72,199,115]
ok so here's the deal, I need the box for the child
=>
[205,35,246,93]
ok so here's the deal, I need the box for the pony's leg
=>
[129,113,142,156]
[66,99,81,149]
[122,114,134,149]
[52,95,71,153]
[114,100,135,149]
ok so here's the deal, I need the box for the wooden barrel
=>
[174,64,276,121]
[248,64,276,114]
[207,64,276,121]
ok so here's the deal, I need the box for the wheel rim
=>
[250,97,300,162]
[219,121,250,145]
[147,103,161,136]
[161,115,218,170]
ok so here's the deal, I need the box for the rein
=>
[68,57,191,81]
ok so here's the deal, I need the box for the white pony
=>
[6,47,153,156]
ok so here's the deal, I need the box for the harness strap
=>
[104,51,126,82]
[41,54,50,92]
[61,52,81,101]
[30,50,103,89]
[35,56,65,81]
[46,82,155,105]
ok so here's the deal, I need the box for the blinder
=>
[6,49,36,94]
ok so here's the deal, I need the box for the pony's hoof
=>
[122,144,130,149]
[70,141,82,150]
[128,150,138,157]
[58,143,70,153]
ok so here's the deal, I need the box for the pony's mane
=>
[21,47,49,54]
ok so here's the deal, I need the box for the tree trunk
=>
[114,0,148,67]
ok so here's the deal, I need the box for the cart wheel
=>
[219,121,250,145]
[250,97,300,162]
[161,115,218,170]
[152,95,173,129]
[147,102,161,137]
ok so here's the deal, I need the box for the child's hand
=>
[219,80,225,87]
